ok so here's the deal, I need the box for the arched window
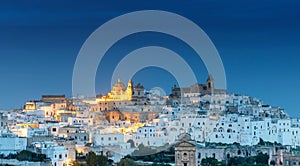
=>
[238,150,241,155]
[227,153,230,159]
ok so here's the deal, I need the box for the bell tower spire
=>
[207,74,214,94]
[127,80,133,100]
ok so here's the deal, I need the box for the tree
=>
[228,157,247,166]
[201,157,225,166]
[17,150,33,161]
[16,150,46,161]
[86,151,108,166]
[119,158,135,166]
[255,152,269,165]
[5,153,17,159]
[152,163,171,166]
[96,155,108,166]
[86,152,98,166]
[120,158,134,166]
[270,160,276,166]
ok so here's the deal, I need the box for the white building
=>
[33,141,69,166]
[132,126,166,147]
[93,133,125,146]
[0,135,27,155]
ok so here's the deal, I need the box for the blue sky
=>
[0,0,300,117]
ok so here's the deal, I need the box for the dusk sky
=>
[0,1,300,117]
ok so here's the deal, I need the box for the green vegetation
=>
[201,157,225,166]
[270,160,276,166]
[119,158,136,166]
[17,150,47,161]
[86,151,108,166]
[201,152,269,166]
[120,146,174,166]
[0,150,47,162]
[131,145,174,164]
[206,142,240,147]
[227,152,269,166]
[258,138,282,146]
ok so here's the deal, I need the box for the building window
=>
[227,154,230,159]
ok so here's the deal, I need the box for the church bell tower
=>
[207,74,214,94]
[127,80,133,100]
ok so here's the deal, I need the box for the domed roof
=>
[113,78,126,91]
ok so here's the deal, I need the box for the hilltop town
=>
[0,76,299,166]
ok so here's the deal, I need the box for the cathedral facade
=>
[97,78,133,102]
[171,75,226,98]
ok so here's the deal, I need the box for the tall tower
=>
[127,80,133,100]
[207,74,214,94]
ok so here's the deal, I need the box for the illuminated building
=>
[97,78,133,102]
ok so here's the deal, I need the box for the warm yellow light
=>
[17,123,39,128]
